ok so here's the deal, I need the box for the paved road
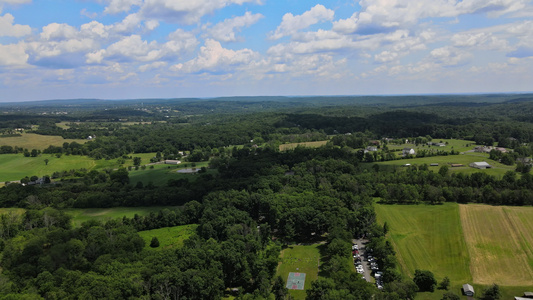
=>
[352,238,373,282]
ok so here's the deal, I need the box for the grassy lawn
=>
[276,244,321,300]
[375,203,471,284]
[0,152,162,183]
[460,204,533,286]
[386,139,476,154]
[279,141,328,151]
[128,161,213,186]
[370,152,515,177]
[0,133,86,150]
[138,224,198,251]
[64,206,181,227]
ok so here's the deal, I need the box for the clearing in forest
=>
[279,141,328,151]
[65,206,181,227]
[460,204,533,286]
[276,244,320,299]
[138,224,198,250]
[375,203,471,283]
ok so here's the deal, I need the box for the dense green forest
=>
[0,95,532,299]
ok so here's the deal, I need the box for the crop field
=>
[276,244,321,300]
[138,224,198,251]
[376,203,533,300]
[279,140,328,151]
[375,203,471,283]
[460,204,533,286]
[0,133,86,150]
[65,206,180,227]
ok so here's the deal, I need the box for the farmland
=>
[460,204,533,286]
[375,203,471,283]
[0,133,86,150]
[138,224,198,251]
[376,203,533,299]
[279,140,328,151]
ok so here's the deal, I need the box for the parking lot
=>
[352,239,383,289]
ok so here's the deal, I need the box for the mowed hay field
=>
[65,206,180,227]
[0,133,86,150]
[279,141,328,151]
[276,244,321,300]
[460,204,533,286]
[375,203,471,283]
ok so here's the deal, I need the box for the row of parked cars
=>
[353,242,383,290]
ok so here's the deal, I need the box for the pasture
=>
[375,203,471,283]
[276,244,321,300]
[279,141,328,151]
[386,139,476,154]
[65,206,180,227]
[0,133,86,150]
[138,224,198,251]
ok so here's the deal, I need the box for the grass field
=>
[279,141,328,151]
[0,152,161,183]
[276,244,321,300]
[376,203,533,300]
[138,224,198,251]
[387,139,476,154]
[460,204,533,286]
[371,152,515,177]
[64,206,180,227]
[375,203,471,283]
[0,133,86,150]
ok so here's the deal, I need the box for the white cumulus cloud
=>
[0,43,28,65]
[140,0,262,25]
[270,4,334,40]
[172,39,259,73]
[0,13,31,37]
[206,11,263,42]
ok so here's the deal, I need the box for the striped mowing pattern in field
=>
[460,204,533,286]
[375,203,472,283]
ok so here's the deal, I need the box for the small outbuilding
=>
[164,160,181,165]
[463,283,475,297]
[523,292,533,298]
[430,163,439,166]
[470,161,492,169]
[402,148,415,156]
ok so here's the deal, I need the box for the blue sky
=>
[0,0,532,101]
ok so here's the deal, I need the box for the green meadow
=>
[0,152,161,183]
[0,133,86,150]
[371,152,515,177]
[65,206,180,227]
[276,244,322,300]
[138,224,198,251]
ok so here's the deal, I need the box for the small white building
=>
[164,160,181,165]
[402,148,416,156]
[463,283,475,297]
[470,161,492,169]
